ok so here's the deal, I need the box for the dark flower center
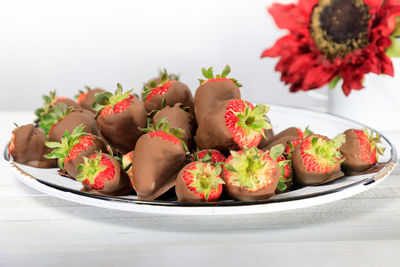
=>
[310,0,370,59]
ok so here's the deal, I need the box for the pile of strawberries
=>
[8,65,386,202]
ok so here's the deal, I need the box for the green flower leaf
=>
[329,75,342,89]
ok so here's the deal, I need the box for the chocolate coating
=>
[292,136,344,186]
[153,103,195,151]
[340,129,373,172]
[175,163,204,203]
[79,88,105,114]
[81,154,131,196]
[195,100,239,152]
[265,135,298,151]
[96,96,147,154]
[258,117,274,149]
[10,124,57,168]
[265,127,299,148]
[63,136,106,178]
[223,165,280,201]
[53,98,81,110]
[48,110,98,142]
[194,80,241,125]
[131,133,186,200]
[145,81,194,114]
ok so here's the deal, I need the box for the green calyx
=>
[198,65,242,87]
[74,86,91,100]
[34,90,57,123]
[224,147,270,190]
[362,127,385,156]
[188,163,224,201]
[304,126,314,138]
[44,125,88,169]
[92,83,132,113]
[269,144,285,161]
[76,153,106,184]
[304,134,346,166]
[276,160,292,192]
[39,104,72,136]
[141,117,188,152]
[142,69,179,101]
[234,103,272,137]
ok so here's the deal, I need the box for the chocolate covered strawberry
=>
[223,147,280,201]
[191,149,226,165]
[8,124,57,168]
[176,161,224,202]
[40,105,98,142]
[35,91,80,123]
[131,119,187,200]
[142,70,194,113]
[44,125,106,178]
[143,69,179,91]
[292,134,346,186]
[196,99,271,152]
[265,126,313,152]
[93,83,147,154]
[76,87,105,114]
[340,127,385,172]
[194,65,242,124]
[76,153,131,196]
[152,103,195,151]
[266,144,293,194]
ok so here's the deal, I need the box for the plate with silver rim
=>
[4,104,398,215]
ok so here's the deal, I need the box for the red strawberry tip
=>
[92,83,133,114]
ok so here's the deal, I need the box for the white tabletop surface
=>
[1,111,400,267]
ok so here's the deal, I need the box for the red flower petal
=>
[261,35,299,58]
[268,4,307,31]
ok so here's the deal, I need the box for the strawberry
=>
[142,69,194,113]
[35,90,80,123]
[340,127,385,172]
[292,134,346,186]
[131,118,187,200]
[265,126,313,152]
[194,65,241,124]
[284,126,314,157]
[76,153,131,196]
[223,147,280,201]
[191,149,226,165]
[122,150,134,181]
[175,161,225,202]
[196,99,271,151]
[93,83,147,154]
[152,103,195,151]
[122,150,134,170]
[44,125,105,178]
[40,104,98,142]
[76,87,105,114]
[8,124,57,168]
[266,144,293,194]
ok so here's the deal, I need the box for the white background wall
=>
[0,0,323,111]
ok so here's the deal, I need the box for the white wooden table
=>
[1,112,400,267]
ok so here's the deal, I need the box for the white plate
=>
[4,105,398,215]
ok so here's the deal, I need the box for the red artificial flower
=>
[261,0,400,96]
